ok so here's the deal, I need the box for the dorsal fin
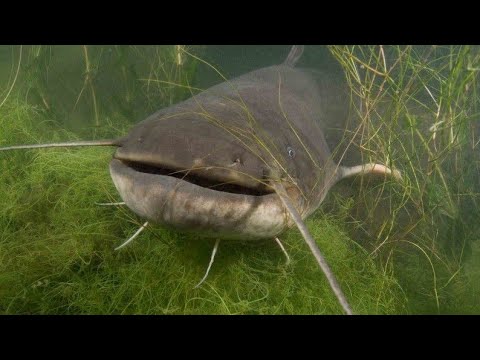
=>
[283,45,305,67]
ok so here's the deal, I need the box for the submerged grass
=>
[1,45,202,137]
[328,45,480,313]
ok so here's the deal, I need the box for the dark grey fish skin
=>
[110,46,350,239]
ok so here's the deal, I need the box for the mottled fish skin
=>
[110,46,348,240]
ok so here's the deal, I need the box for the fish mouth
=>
[109,159,291,240]
[121,159,274,197]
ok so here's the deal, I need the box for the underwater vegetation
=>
[328,45,480,313]
[0,45,479,314]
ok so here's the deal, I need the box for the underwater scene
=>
[0,45,478,314]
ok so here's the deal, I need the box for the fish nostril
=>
[287,146,295,158]
[228,158,242,168]
[262,167,270,179]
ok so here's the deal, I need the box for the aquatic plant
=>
[328,45,480,313]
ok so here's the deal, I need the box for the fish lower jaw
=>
[109,159,293,240]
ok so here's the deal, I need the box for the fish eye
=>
[287,146,295,158]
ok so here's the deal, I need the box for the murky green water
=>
[0,45,478,314]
